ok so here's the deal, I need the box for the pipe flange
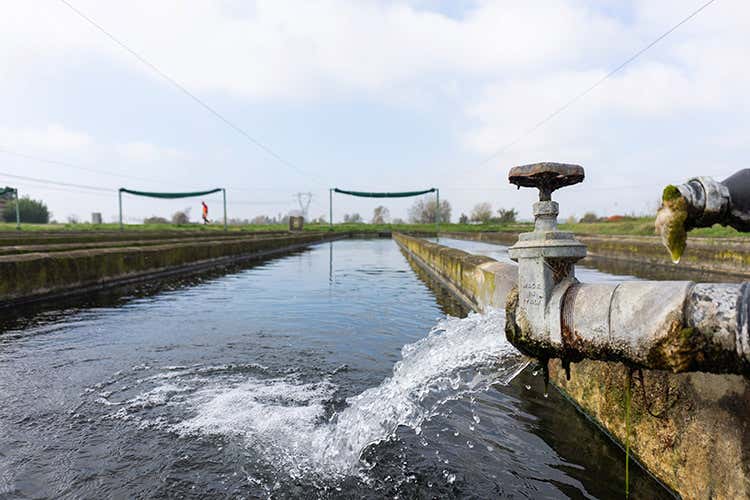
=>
[680,176,731,227]
[545,278,578,347]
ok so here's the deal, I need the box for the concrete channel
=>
[3,224,748,497]
[0,231,344,308]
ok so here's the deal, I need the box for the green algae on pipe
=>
[655,185,688,264]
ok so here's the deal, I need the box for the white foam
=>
[103,310,526,480]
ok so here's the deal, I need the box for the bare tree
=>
[496,208,517,223]
[470,202,493,223]
[580,212,599,223]
[407,197,451,223]
[371,205,390,224]
[172,207,191,225]
[250,215,272,224]
[144,216,169,224]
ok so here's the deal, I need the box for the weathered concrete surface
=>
[0,234,294,255]
[0,229,290,247]
[581,234,750,279]
[398,233,750,499]
[438,231,750,279]
[393,233,516,311]
[0,232,338,306]
[550,361,750,500]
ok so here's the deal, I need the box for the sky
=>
[0,0,748,224]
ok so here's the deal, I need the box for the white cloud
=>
[0,124,93,151]
[460,0,750,159]
[1,0,748,221]
[0,0,626,100]
[116,141,189,163]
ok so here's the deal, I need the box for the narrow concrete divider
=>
[394,232,516,311]
[0,232,342,307]
[437,231,750,278]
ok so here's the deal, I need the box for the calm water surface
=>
[0,238,672,499]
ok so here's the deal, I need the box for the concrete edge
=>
[396,237,477,312]
[1,234,347,309]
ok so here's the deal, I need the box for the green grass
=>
[559,217,747,238]
[0,221,530,234]
[304,222,533,234]
[0,222,286,233]
[0,219,745,238]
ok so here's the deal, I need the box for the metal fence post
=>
[223,188,227,232]
[14,188,20,230]
[118,189,123,231]
[435,188,440,232]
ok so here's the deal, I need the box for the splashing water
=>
[98,310,527,481]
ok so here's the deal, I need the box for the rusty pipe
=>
[507,280,750,376]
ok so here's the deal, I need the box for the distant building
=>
[91,212,103,224]
[288,215,304,231]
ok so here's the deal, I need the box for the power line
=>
[58,0,322,184]
[229,200,294,206]
[476,0,719,168]
[0,171,114,192]
[0,148,177,185]
[0,171,295,205]
[4,182,116,199]
[1,148,320,194]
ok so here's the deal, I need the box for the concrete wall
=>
[395,232,750,499]
[0,233,338,306]
[437,231,750,279]
[394,233,515,311]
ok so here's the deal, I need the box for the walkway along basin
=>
[0,238,673,498]
[396,232,750,499]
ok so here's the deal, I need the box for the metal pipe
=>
[508,280,750,375]
[504,162,750,377]
[673,170,750,231]
[657,170,750,261]
[329,188,333,231]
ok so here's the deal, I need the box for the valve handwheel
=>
[508,162,585,201]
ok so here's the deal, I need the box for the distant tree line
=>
[1,196,50,223]
[457,202,517,224]
[239,196,453,225]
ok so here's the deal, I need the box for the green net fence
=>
[329,187,440,229]
[332,188,435,198]
[119,188,223,199]
[118,187,226,230]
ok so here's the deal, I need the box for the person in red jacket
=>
[201,201,209,224]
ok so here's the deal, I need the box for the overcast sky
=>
[1,0,747,224]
